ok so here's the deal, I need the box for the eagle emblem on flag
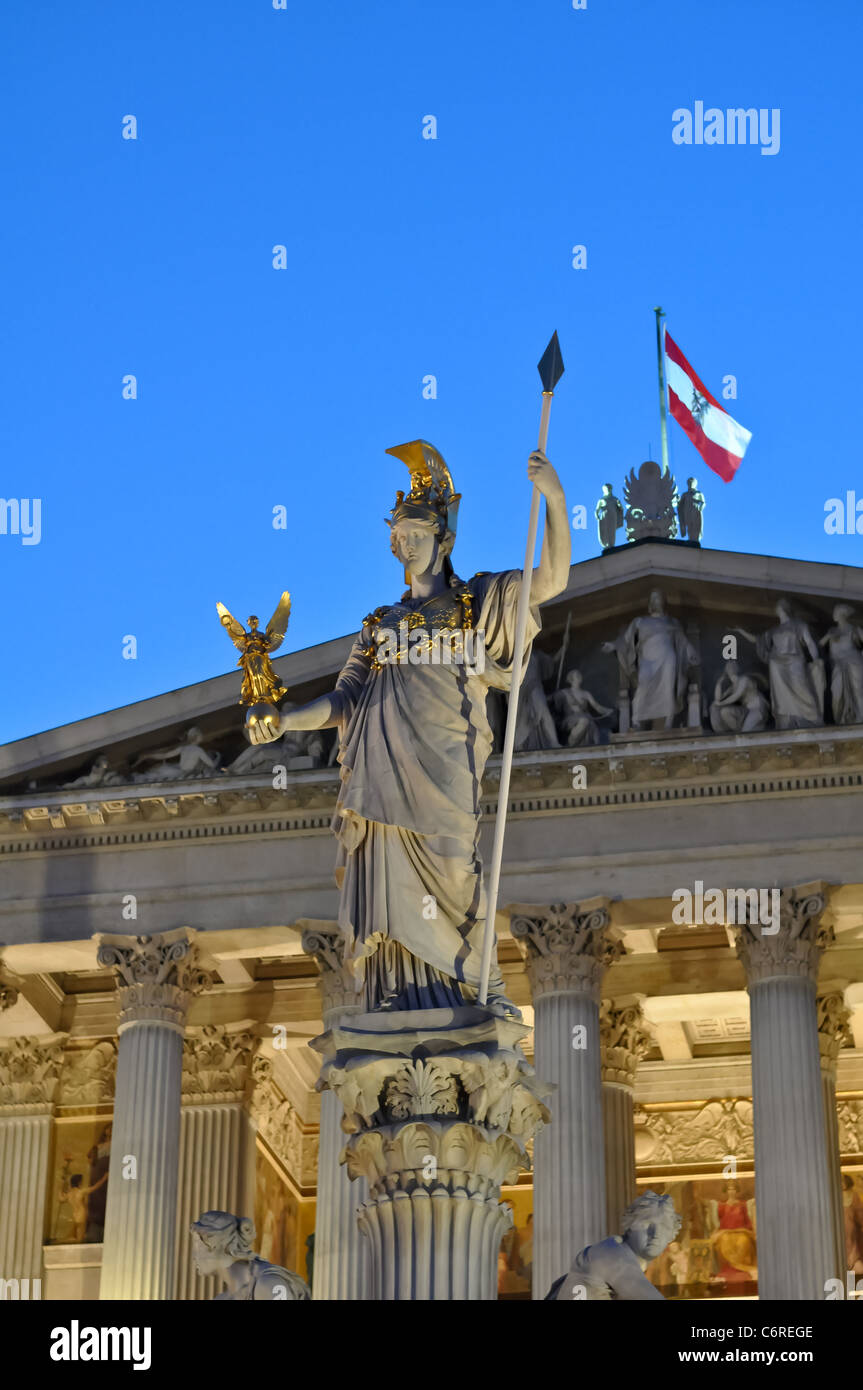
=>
[690,387,709,424]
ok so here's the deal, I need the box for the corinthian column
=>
[732,884,839,1300]
[302,922,369,1300]
[174,1022,259,1299]
[0,1035,64,1295]
[509,899,623,1300]
[599,996,651,1236]
[817,987,853,1280]
[96,929,211,1300]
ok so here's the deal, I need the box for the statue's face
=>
[647,589,665,616]
[248,616,259,630]
[628,1211,675,1260]
[390,520,441,577]
[191,1231,227,1276]
[567,671,582,688]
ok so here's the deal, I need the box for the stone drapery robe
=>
[620,613,697,725]
[331,571,539,1007]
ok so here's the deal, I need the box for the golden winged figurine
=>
[216,592,291,736]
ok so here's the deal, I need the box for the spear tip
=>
[537,331,564,392]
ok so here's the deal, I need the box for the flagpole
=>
[478,333,564,1007]
[654,305,670,473]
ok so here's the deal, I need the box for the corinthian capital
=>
[816,988,853,1073]
[508,899,623,1002]
[731,883,833,987]
[599,997,652,1086]
[299,919,362,1022]
[96,928,212,1032]
[0,1035,67,1113]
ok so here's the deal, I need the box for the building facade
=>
[1,538,862,1300]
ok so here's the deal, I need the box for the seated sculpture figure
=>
[544,1190,681,1300]
[190,1210,310,1301]
[709,659,770,733]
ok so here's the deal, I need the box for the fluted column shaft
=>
[0,1036,63,1294]
[510,900,623,1300]
[97,929,210,1300]
[600,998,651,1235]
[173,1022,258,1299]
[733,885,840,1300]
[302,923,369,1300]
[817,990,853,1281]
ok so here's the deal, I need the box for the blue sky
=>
[1,0,861,744]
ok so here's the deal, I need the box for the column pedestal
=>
[313,1006,549,1300]
[97,929,210,1300]
[732,884,840,1300]
[510,900,623,1299]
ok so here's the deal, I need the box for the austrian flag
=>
[664,330,752,482]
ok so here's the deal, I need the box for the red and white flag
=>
[664,329,752,482]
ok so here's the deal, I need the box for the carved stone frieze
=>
[4,729,863,849]
[182,1023,258,1103]
[836,1098,863,1156]
[0,1035,66,1113]
[96,928,212,1031]
[509,900,622,1002]
[731,883,833,986]
[249,1055,318,1188]
[599,998,652,1087]
[634,1098,755,1167]
[57,1039,117,1107]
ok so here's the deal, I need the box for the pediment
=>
[1,541,862,797]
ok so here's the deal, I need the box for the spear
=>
[478,332,565,1006]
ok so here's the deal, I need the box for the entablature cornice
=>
[2,727,862,854]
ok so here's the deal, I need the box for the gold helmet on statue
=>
[385,440,461,539]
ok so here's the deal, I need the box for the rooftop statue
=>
[544,1190,681,1300]
[190,1210,310,1301]
[735,598,824,730]
[623,460,678,541]
[595,482,623,551]
[677,476,705,543]
[244,439,570,1014]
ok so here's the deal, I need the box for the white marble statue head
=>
[621,1191,681,1261]
[190,1210,256,1276]
[647,588,666,617]
[389,515,455,582]
[566,669,583,688]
